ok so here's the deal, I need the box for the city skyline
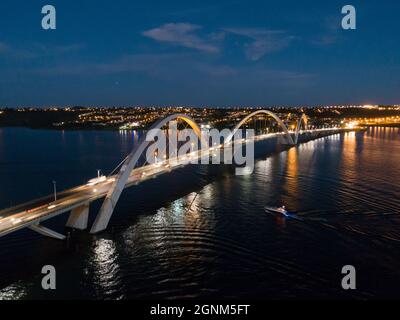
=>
[1,0,400,108]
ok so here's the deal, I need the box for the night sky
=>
[0,0,399,107]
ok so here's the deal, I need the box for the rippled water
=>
[0,127,399,299]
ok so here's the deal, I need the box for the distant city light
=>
[362,104,378,109]
[345,121,359,129]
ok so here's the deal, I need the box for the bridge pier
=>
[66,203,90,230]
[29,223,66,240]
[90,198,114,234]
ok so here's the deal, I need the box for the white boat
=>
[265,206,290,217]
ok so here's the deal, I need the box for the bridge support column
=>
[90,198,114,234]
[66,203,89,230]
[29,224,66,240]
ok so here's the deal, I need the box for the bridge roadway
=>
[0,152,202,238]
[0,128,343,239]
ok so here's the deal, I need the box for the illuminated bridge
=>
[0,111,349,240]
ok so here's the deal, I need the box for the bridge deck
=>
[0,128,345,238]
[0,158,189,237]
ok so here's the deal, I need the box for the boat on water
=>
[265,205,290,217]
[264,206,304,221]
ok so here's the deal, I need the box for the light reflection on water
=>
[0,282,27,300]
[89,238,124,299]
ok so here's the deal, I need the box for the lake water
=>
[0,127,399,299]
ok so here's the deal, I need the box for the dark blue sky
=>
[0,0,399,107]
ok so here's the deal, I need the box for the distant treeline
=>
[0,109,85,129]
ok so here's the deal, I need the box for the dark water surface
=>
[0,127,399,299]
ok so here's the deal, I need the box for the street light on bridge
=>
[52,180,57,202]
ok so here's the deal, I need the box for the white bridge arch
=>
[90,110,308,233]
[225,110,308,145]
[90,113,203,233]
[294,113,308,144]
